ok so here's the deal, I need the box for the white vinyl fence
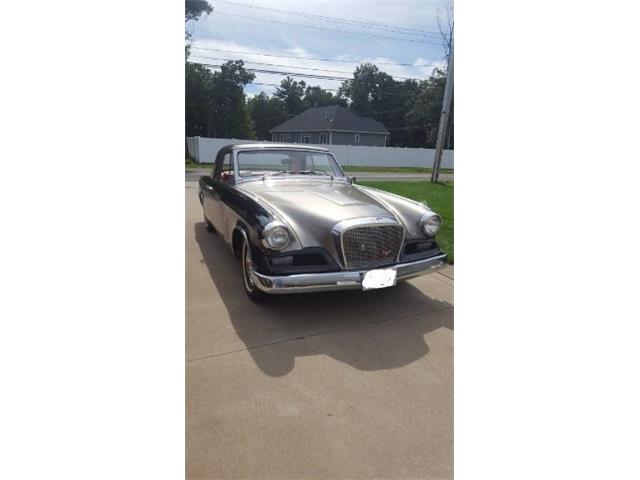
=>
[186,137,454,169]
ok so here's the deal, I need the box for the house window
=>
[301,134,311,144]
[355,133,360,144]
[279,133,285,142]
[319,132,328,144]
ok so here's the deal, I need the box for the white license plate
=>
[362,269,397,290]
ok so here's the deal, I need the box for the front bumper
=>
[249,253,448,294]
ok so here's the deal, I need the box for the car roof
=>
[228,143,331,153]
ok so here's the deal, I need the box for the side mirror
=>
[349,176,356,184]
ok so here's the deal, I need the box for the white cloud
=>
[189,39,444,94]
[187,0,450,94]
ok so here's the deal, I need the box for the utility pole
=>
[431,40,454,183]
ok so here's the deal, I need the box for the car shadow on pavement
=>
[193,222,453,377]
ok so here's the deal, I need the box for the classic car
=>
[198,143,447,301]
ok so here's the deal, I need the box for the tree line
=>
[185,1,453,149]
[186,59,452,149]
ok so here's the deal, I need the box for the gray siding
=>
[271,131,328,144]
[331,131,386,147]
[271,131,386,147]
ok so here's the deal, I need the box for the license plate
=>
[362,269,397,290]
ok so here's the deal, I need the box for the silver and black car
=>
[199,143,446,301]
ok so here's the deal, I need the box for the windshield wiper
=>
[298,170,333,178]
[265,170,334,179]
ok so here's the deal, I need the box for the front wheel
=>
[241,238,267,302]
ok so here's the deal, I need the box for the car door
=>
[202,150,232,233]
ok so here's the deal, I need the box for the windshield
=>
[236,150,344,178]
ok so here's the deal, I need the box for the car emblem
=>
[359,243,366,252]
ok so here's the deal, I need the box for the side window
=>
[214,152,234,183]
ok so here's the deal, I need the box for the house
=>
[269,105,389,147]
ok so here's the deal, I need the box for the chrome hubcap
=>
[243,243,254,291]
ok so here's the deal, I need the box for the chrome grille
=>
[341,225,404,269]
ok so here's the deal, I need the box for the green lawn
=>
[360,181,454,263]
[342,166,453,174]
[186,161,209,169]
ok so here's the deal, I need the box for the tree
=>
[210,61,255,138]
[406,68,448,148]
[185,60,256,139]
[340,64,419,146]
[336,62,452,148]
[185,0,212,56]
[302,86,341,109]
[274,77,306,116]
[185,0,212,24]
[383,79,423,148]
[248,93,287,140]
[185,62,215,137]
[338,63,396,116]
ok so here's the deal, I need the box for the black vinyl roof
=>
[269,105,389,134]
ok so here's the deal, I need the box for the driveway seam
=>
[432,272,454,286]
[186,304,453,364]
[436,270,454,281]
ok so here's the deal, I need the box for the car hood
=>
[238,178,396,249]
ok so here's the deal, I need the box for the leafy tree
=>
[406,68,448,147]
[185,60,255,139]
[382,79,423,148]
[185,0,212,24]
[338,63,396,116]
[211,61,255,138]
[185,0,212,56]
[274,77,307,115]
[302,86,341,109]
[248,93,287,140]
[185,52,453,148]
[337,63,451,148]
[185,62,215,137]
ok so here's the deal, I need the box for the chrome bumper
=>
[250,253,448,294]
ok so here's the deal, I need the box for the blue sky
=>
[188,0,451,96]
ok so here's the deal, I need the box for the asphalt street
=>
[185,185,454,479]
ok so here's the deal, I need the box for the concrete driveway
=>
[186,186,454,479]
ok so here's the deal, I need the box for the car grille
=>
[341,225,404,269]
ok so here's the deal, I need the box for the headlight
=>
[420,212,442,236]
[262,222,291,250]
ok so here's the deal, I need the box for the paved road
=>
[186,169,453,183]
[186,187,454,479]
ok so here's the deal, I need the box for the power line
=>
[249,82,339,92]
[192,55,356,75]
[214,0,440,37]
[190,55,425,81]
[214,11,442,45]
[191,46,444,68]
[192,61,350,81]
